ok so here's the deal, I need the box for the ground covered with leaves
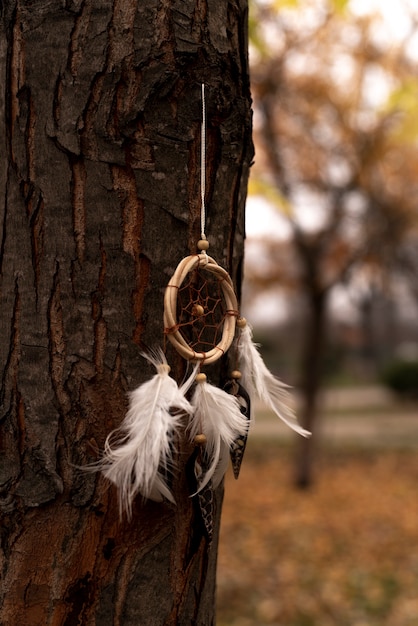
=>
[217,441,418,626]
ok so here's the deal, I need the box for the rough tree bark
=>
[0,2,252,624]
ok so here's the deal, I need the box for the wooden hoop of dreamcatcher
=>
[164,249,239,364]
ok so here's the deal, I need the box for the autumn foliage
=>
[246,0,418,485]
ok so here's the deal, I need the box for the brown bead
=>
[192,304,205,317]
[194,434,207,446]
[196,372,207,383]
[231,370,242,379]
[237,317,247,328]
[197,239,210,251]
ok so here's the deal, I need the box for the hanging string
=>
[200,83,207,241]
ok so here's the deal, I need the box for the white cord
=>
[200,83,206,241]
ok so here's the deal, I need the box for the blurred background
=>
[217,0,418,624]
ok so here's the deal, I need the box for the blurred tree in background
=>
[247,0,418,486]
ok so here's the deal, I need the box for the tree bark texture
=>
[0,2,252,624]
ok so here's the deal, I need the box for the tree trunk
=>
[294,289,327,489]
[0,2,252,624]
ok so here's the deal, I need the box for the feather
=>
[100,350,194,517]
[188,447,216,541]
[211,442,231,489]
[189,373,250,493]
[237,321,311,438]
[224,379,251,479]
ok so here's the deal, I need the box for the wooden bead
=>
[231,370,242,379]
[196,372,207,383]
[197,239,210,251]
[237,317,247,328]
[192,304,205,317]
[194,434,207,446]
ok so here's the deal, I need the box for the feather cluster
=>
[237,322,311,438]
[189,374,250,493]
[100,351,194,517]
[96,319,307,516]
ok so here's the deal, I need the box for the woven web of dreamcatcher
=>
[174,266,227,354]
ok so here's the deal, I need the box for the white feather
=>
[189,379,250,492]
[180,362,200,395]
[212,442,231,489]
[238,323,311,438]
[100,351,193,517]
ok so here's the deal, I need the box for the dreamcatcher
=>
[98,85,310,531]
